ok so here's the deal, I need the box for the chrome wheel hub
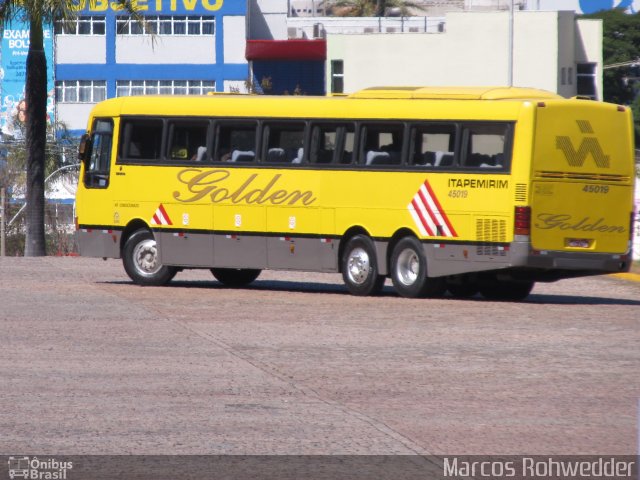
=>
[346,247,371,285]
[133,239,161,277]
[396,248,419,286]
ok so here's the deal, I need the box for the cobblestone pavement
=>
[0,257,638,455]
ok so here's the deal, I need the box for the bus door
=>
[76,118,120,258]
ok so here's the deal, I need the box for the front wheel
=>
[211,268,261,287]
[390,236,444,298]
[122,229,177,286]
[341,235,385,296]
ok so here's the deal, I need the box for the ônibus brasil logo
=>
[8,456,73,479]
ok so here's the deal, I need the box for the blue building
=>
[55,0,250,135]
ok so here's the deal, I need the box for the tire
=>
[341,235,385,296]
[479,279,535,301]
[390,236,444,298]
[211,268,261,287]
[122,229,177,286]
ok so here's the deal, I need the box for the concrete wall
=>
[116,37,216,64]
[326,11,602,99]
[55,36,106,64]
[249,0,288,39]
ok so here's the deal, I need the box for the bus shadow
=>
[104,279,640,305]
[521,293,640,306]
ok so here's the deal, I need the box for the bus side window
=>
[339,127,355,164]
[120,119,164,163]
[461,123,512,170]
[309,123,355,165]
[310,124,337,164]
[262,122,306,165]
[214,123,257,163]
[167,120,209,162]
[409,123,457,168]
[360,123,404,166]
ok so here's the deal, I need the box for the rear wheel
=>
[341,235,385,296]
[479,279,535,301]
[211,268,261,287]
[122,229,177,286]
[390,236,444,298]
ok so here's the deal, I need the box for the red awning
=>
[245,39,326,61]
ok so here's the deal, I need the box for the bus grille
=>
[476,218,507,256]
[535,171,631,182]
[515,183,527,202]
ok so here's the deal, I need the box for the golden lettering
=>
[173,169,317,206]
[156,0,162,10]
[72,0,86,10]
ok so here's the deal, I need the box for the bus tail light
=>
[514,206,531,236]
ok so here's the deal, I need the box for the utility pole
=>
[508,0,514,87]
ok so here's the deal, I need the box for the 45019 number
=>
[582,184,609,194]
[448,189,468,198]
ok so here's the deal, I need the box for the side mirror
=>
[78,133,90,162]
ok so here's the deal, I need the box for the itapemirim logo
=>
[7,456,73,480]
[555,120,611,169]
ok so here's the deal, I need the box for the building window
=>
[55,16,106,35]
[55,80,107,103]
[576,63,597,99]
[116,16,214,35]
[331,60,344,94]
[115,80,216,97]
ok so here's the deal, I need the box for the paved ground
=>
[0,257,638,455]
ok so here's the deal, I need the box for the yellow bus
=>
[75,86,636,300]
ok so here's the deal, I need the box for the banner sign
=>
[0,19,55,139]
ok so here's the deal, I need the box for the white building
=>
[325,10,602,98]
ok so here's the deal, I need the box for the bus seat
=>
[292,148,304,164]
[129,142,141,158]
[419,151,436,166]
[267,148,287,162]
[467,153,491,167]
[366,151,391,165]
[194,146,207,162]
[231,150,255,162]
[317,150,334,163]
[435,151,453,166]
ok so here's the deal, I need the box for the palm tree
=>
[0,0,142,256]
[331,0,424,17]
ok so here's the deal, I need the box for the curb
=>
[610,272,640,283]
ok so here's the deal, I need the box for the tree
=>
[331,0,424,17]
[582,9,640,105]
[0,0,143,256]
